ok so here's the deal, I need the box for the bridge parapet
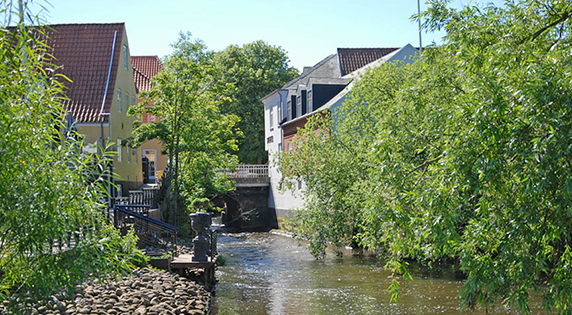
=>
[229,164,269,178]
[228,165,270,187]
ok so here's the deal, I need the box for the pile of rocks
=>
[1,267,211,315]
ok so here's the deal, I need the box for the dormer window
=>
[287,99,292,120]
[291,95,297,119]
[123,45,128,69]
[302,90,308,114]
[298,90,308,115]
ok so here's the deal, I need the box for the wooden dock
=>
[170,254,217,285]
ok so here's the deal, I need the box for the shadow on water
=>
[211,233,543,315]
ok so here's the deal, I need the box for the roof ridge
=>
[337,47,401,50]
[283,54,337,89]
[43,22,125,26]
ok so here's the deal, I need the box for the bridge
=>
[222,165,277,232]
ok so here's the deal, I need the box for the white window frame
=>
[117,138,122,162]
[117,89,122,113]
[125,92,130,114]
[123,44,128,69]
[269,108,274,130]
[127,144,131,163]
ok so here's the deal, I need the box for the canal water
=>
[211,233,543,315]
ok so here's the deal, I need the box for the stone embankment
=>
[1,267,211,315]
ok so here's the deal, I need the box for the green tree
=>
[280,0,572,313]
[129,32,240,228]
[0,2,144,310]
[214,41,298,164]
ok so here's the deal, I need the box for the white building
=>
[263,44,418,220]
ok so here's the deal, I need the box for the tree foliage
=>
[0,2,144,310]
[213,41,299,164]
[279,0,572,313]
[129,32,240,227]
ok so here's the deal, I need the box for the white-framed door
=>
[143,149,157,183]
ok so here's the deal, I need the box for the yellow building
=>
[46,23,143,196]
[132,55,168,183]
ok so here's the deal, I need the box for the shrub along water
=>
[279,0,572,313]
[0,2,145,311]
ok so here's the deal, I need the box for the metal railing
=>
[229,164,269,178]
[128,189,157,206]
[114,205,179,256]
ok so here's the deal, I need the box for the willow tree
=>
[0,2,144,310]
[280,0,572,313]
[130,32,240,229]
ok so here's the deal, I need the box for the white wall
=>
[263,91,305,218]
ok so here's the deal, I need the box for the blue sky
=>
[29,0,504,71]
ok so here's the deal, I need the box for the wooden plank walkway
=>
[170,254,216,284]
[171,254,215,268]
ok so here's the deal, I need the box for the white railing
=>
[229,164,269,178]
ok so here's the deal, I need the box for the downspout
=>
[101,30,118,209]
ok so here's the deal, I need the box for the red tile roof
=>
[45,23,125,123]
[337,48,400,76]
[131,56,162,93]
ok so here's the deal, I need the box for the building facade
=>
[263,44,418,219]
[46,23,143,196]
[131,55,168,183]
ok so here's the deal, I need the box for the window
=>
[302,90,309,113]
[307,90,312,110]
[267,136,274,144]
[269,108,274,129]
[291,95,297,118]
[287,100,292,120]
[117,89,122,113]
[127,144,131,163]
[134,148,138,164]
[125,92,130,114]
[117,138,122,162]
[297,95,302,116]
[132,95,136,108]
[123,45,128,69]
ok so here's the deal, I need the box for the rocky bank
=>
[1,267,211,315]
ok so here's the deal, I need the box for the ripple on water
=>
[213,233,542,315]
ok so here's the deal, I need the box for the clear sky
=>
[29,0,504,71]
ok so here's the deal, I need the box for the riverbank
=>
[0,267,211,315]
[0,236,214,315]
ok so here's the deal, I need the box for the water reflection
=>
[211,233,541,315]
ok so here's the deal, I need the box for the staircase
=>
[112,168,217,283]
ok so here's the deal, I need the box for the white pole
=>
[417,0,423,52]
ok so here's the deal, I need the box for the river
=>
[211,233,543,315]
